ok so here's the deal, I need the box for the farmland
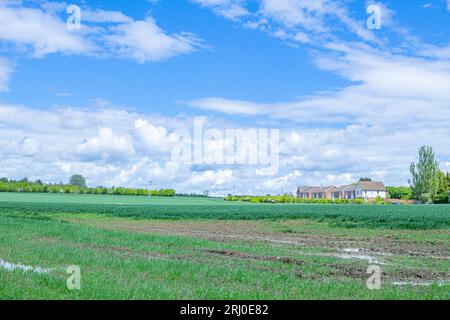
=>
[0,192,449,299]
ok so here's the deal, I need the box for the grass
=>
[0,193,448,299]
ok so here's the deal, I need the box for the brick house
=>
[297,186,337,199]
[297,181,387,200]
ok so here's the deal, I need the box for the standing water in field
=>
[0,259,52,274]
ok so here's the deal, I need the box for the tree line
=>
[0,175,176,197]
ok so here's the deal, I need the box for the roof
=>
[336,184,355,192]
[297,186,320,193]
[298,186,338,193]
[358,181,386,191]
[320,186,337,192]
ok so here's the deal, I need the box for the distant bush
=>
[387,186,412,200]
[374,196,384,204]
[224,195,389,205]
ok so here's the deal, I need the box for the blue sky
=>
[0,0,449,195]
[3,0,348,112]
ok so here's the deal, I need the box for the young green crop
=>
[0,193,449,229]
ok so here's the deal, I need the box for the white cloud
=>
[0,101,448,193]
[188,44,450,129]
[323,173,354,185]
[190,169,233,186]
[0,2,202,62]
[81,9,132,24]
[259,0,331,32]
[0,4,93,57]
[0,57,12,91]
[187,97,272,115]
[75,128,135,162]
[105,18,201,62]
[19,137,41,157]
[191,0,249,19]
[262,170,301,190]
[114,157,180,187]
[134,119,177,152]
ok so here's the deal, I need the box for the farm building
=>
[297,181,387,200]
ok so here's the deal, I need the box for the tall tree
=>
[409,146,440,203]
[433,171,450,203]
[69,174,87,188]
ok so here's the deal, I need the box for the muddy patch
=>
[204,249,305,266]
[80,243,175,261]
[37,236,59,243]
[66,218,449,260]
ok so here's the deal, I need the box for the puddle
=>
[393,280,448,287]
[291,249,385,265]
[0,259,52,274]
[335,253,383,264]
[336,248,384,264]
[342,248,360,253]
[264,239,305,246]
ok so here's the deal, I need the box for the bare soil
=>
[67,218,449,259]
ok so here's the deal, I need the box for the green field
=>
[0,192,449,229]
[0,193,449,299]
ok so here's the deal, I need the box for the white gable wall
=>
[355,185,387,199]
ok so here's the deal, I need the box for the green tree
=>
[69,174,87,188]
[359,177,372,182]
[433,171,450,203]
[409,146,440,203]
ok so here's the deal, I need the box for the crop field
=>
[0,192,449,299]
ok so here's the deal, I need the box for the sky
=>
[0,0,450,195]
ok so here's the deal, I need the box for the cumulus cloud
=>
[262,170,302,190]
[134,119,177,152]
[19,137,41,157]
[114,157,181,187]
[190,169,233,186]
[0,101,448,194]
[75,128,135,162]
